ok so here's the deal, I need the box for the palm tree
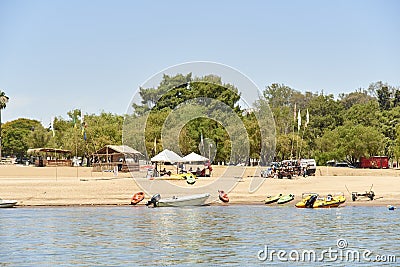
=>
[0,90,9,161]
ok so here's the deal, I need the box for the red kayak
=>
[130,192,145,205]
[218,190,229,203]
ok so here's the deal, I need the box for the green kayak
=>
[264,194,282,204]
[277,194,295,204]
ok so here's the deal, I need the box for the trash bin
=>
[146,168,154,178]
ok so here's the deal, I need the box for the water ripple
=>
[0,206,399,266]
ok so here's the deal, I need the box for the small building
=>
[27,148,72,167]
[91,145,142,172]
[360,156,389,169]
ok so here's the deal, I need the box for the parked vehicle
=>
[300,159,316,176]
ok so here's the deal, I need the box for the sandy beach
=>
[1,164,399,207]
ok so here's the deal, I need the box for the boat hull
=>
[277,194,294,204]
[296,194,345,208]
[157,193,210,207]
[0,200,17,208]
[264,194,282,204]
[218,190,229,203]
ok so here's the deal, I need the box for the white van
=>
[300,159,316,175]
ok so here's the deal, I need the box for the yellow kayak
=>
[153,173,197,181]
[264,194,282,204]
[296,193,346,208]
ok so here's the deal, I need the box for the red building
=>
[360,156,389,169]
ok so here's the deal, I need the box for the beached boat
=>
[0,199,18,208]
[277,194,294,204]
[218,190,229,203]
[146,193,210,207]
[264,194,282,204]
[295,193,346,208]
[130,192,145,205]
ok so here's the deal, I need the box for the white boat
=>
[155,193,210,207]
[0,199,18,208]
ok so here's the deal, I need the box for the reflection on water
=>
[0,206,399,266]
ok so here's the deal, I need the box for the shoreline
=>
[1,165,400,208]
[8,200,397,208]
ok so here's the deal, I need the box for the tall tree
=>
[393,89,400,108]
[339,90,375,109]
[377,85,391,110]
[0,90,9,160]
[129,73,244,162]
[2,118,41,159]
[316,124,384,165]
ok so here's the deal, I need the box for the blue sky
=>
[0,0,399,125]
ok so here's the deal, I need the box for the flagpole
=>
[55,147,57,181]
[296,109,301,159]
[299,124,306,159]
[51,117,57,181]
[299,109,310,159]
[75,112,79,180]
[291,104,296,159]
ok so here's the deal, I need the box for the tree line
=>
[1,78,400,166]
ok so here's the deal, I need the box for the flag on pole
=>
[305,109,309,127]
[154,137,157,154]
[297,109,301,130]
[201,132,204,150]
[50,117,55,137]
[80,111,84,125]
[293,103,297,121]
[80,111,86,136]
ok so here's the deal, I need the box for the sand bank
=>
[1,165,399,207]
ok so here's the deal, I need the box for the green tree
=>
[306,94,344,139]
[129,73,245,163]
[377,85,391,110]
[28,124,51,148]
[393,89,400,107]
[339,89,375,109]
[343,101,381,128]
[317,124,385,165]
[2,118,41,159]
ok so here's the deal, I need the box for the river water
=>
[1,206,399,266]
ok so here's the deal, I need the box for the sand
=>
[1,164,399,207]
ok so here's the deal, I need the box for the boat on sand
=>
[146,193,210,207]
[0,199,18,208]
[130,192,145,205]
[264,194,282,204]
[218,190,229,203]
[277,194,294,204]
[295,193,346,208]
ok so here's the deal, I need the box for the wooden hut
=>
[91,145,142,172]
[27,148,72,167]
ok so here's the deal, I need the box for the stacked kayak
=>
[264,194,294,204]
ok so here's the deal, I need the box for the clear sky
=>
[0,0,399,126]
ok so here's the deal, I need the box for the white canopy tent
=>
[150,149,184,177]
[182,152,209,163]
[151,149,184,163]
[182,152,212,177]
